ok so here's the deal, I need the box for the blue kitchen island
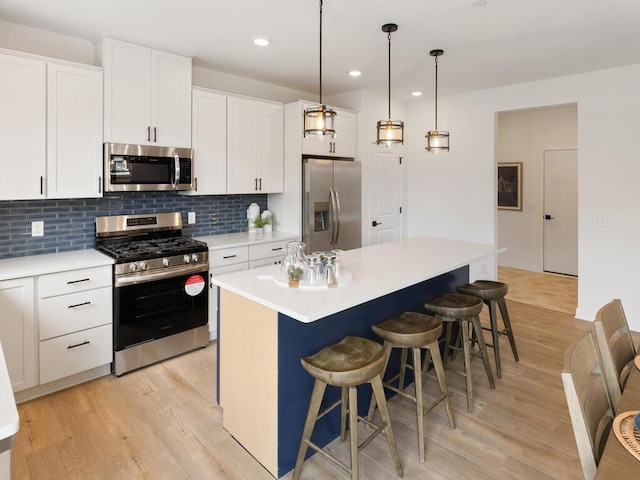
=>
[212,237,500,478]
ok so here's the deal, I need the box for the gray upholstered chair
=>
[561,331,614,480]
[594,298,636,408]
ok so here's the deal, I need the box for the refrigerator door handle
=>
[331,187,341,246]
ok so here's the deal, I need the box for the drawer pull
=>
[67,278,90,285]
[68,301,91,309]
[67,340,90,350]
[222,254,238,259]
[271,247,284,251]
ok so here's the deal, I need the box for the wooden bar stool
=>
[424,293,495,412]
[456,280,519,379]
[292,336,403,480]
[366,312,456,463]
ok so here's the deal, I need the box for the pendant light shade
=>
[425,49,449,152]
[376,23,404,147]
[304,0,336,138]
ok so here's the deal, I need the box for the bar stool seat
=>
[424,293,495,412]
[456,280,519,379]
[367,312,455,463]
[293,336,403,480]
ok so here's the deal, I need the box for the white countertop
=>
[212,236,501,323]
[0,249,113,281]
[195,231,299,249]
[0,342,19,444]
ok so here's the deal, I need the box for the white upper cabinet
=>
[227,95,283,194]
[186,88,228,195]
[102,38,192,148]
[301,103,356,158]
[0,50,103,201]
[47,63,103,199]
[0,52,46,200]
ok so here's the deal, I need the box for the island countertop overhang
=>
[211,236,501,323]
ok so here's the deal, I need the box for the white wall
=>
[407,64,640,329]
[497,105,578,271]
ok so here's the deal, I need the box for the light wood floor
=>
[12,269,588,480]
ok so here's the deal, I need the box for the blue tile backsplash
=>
[0,192,268,259]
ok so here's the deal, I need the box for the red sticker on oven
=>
[185,274,205,296]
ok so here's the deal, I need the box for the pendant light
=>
[304,0,336,138]
[425,49,449,152]
[376,23,404,147]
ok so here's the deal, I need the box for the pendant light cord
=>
[434,55,438,130]
[319,0,324,105]
[387,31,392,120]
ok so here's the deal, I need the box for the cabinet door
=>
[208,263,249,339]
[227,96,258,194]
[187,89,227,195]
[257,102,284,193]
[152,50,192,148]
[0,278,36,392]
[103,38,152,145]
[0,53,46,200]
[334,108,356,158]
[47,63,103,198]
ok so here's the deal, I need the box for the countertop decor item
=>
[376,23,404,147]
[425,49,450,152]
[612,410,640,461]
[303,0,336,139]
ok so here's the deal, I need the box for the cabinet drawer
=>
[39,324,112,384]
[210,246,249,267]
[39,265,112,298]
[249,257,282,270]
[39,286,112,340]
[248,240,290,261]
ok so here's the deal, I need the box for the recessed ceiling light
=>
[349,70,362,77]
[472,0,487,7]
[411,91,423,97]
[253,38,270,46]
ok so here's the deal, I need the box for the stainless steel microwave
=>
[104,143,194,192]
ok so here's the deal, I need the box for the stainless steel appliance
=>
[302,157,361,252]
[96,212,209,376]
[104,143,194,192]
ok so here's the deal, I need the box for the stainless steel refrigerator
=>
[302,157,361,252]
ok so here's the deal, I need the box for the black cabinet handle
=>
[223,254,238,259]
[67,340,90,350]
[147,126,151,142]
[544,214,555,220]
[68,301,91,309]
[271,247,283,251]
[67,278,90,284]
[153,127,157,142]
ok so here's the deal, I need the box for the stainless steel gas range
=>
[96,212,209,376]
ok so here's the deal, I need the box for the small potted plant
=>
[252,214,271,233]
[287,266,305,288]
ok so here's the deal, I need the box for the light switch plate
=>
[188,212,196,224]
[32,221,44,237]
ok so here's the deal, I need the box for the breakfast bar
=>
[212,236,500,478]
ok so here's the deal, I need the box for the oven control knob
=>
[191,253,199,263]
[139,261,148,271]
[129,262,139,272]
[162,258,170,267]
[183,255,190,264]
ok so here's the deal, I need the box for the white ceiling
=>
[1,0,639,101]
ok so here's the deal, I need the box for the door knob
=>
[544,214,555,220]
[372,220,382,227]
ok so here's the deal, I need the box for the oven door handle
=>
[115,264,208,287]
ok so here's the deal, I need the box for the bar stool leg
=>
[411,347,426,463]
[427,340,456,429]
[341,387,348,441]
[348,386,359,480]
[498,297,519,362]
[367,342,393,421]
[470,315,495,390]
[460,318,474,412]
[398,347,409,394]
[442,321,453,367]
[293,380,328,480]
[370,374,403,478]
[488,299,502,378]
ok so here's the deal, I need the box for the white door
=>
[543,149,578,275]
[369,147,404,245]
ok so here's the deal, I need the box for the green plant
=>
[287,266,304,280]
[253,215,271,228]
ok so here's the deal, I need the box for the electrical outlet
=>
[32,221,44,237]
[188,212,196,224]
[480,263,488,275]
[594,214,612,227]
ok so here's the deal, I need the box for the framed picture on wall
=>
[497,162,522,210]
